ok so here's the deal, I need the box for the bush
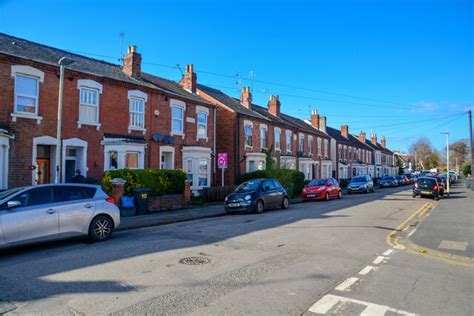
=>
[236,169,305,198]
[462,164,471,177]
[102,169,187,196]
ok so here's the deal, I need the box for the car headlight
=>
[244,195,251,201]
[225,196,228,202]
[317,186,326,191]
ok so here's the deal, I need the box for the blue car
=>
[225,178,289,213]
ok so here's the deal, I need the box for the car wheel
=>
[412,193,416,198]
[325,192,330,201]
[371,187,375,193]
[89,215,114,242]
[256,200,264,213]
[434,196,440,201]
[281,197,289,209]
[366,187,370,194]
[337,191,342,199]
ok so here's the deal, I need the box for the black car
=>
[413,177,440,200]
[347,175,375,194]
[395,175,405,186]
[224,178,289,213]
[379,176,398,188]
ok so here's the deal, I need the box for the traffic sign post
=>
[217,153,228,187]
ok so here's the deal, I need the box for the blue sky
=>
[1,0,472,152]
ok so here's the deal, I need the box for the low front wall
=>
[149,194,189,212]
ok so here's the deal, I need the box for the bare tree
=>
[409,137,435,170]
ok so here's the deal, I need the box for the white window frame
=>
[196,106,209,141]
[285,130,292,153]
[317,137,322,156]
[182,146,212,192]
[170,99,186,137]
[260,124,268,149]
[298,133,304,153]
[324,139,329,158]
[11,65,45,124]
[128,90,147,134]
[274,127,281,152]
[77,79,103,130]
[308,135,313,155]
[244,120,254,148]
[102,141,145,171]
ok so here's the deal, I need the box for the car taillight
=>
[106,197,115,204]
[414,182,418,188]
[433,185,438,191]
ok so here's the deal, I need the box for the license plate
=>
[228,203,240,207]
[306,194,316,198]
[421,190,431,195]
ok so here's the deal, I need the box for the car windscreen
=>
[235,180,263,193]
[382,177,393,181]
[308,179,327,186]
[417,178,436,185]
[0,187,24,200]
[351,176,366,183]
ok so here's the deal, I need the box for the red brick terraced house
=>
[0,33,216,193]
[196,82,332,185]
[358,132,397,178]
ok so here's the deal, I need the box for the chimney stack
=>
[179,64,197,94]
[310,109,320,129]
[123,45,141,78]
[268,95,281,117]
[240,86,252,108]
[341,124,349,138]
[381,136,386,148]
[372,133,378,145]
[319,116,327,133]
[359,131,366,143]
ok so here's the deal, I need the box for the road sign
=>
[218,153,228,169]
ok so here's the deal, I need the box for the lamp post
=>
[441,131,450,195]
[55,57,75,183]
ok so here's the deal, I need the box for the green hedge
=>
[102,169,187,196]
[237,169,305,198]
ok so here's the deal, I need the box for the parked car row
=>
[412,171,457,200]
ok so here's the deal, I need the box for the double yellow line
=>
[386,202,431,248]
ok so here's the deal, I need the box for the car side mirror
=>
[6,201,21,209]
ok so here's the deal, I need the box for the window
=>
[198,159,208,186]
[324,139,329,158]
[197,111,208,138]
[15,75,39,115]
[298,134,304,153]
[274,128,281,151]
[129,97,145,129]
[260,125,268,149]
[338,145,342,160]
[286,130,292,152]
[317,138,322,156]
[245,124,253,147]
[308,136,313,154]
[53,186,96,203]
[108,151,118,170]
[349,147,352,160]
[125,152,139,169]
[171,106,184,134]
[14,187,52,207]
[79,88,99,124]
[248,160,256,172]
[185,159,193,184]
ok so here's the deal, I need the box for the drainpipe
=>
[213,106,217,184]
[236,113,241,180]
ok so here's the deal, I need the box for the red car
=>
[301,178,342,201]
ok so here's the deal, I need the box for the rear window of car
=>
[53,186,97,203]
[352,176,366,182]
[418,178,436,185]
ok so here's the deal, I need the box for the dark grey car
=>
[347,175,375,194]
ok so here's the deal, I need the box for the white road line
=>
[358,265,374,275]
[383,249,394,256]
[407,228,417,237]
[335,277,359,291]
[394,244,406,250]
[308,294,417,315]
[372,256,386,265]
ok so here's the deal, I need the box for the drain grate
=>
[179,256,211,265]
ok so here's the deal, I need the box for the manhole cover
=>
[179,256,211,265]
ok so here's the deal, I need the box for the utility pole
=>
[469,110,473,190]
[442,131,450,195]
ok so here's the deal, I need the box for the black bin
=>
[133,188,151,215]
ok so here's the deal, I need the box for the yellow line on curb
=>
[386,202,429,247]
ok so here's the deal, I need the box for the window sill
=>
[77,121,101,130]
[171,131,185,139]
[245,145,253,150]
[11,113,43,124]
[197,135,208,142]
[128,126,146,135]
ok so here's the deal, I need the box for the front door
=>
[37,159,50,184]
[65,159,76,182]
[1,187,59,245]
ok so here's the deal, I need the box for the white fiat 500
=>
[0,184,120,248]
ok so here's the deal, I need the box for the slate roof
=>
[326,127,373,151]
[197,84,268,120]
[0,33,211,105]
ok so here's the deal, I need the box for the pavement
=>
[1,185,472,315]
[410,180,474,259]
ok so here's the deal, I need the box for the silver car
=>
[0,184,120,248]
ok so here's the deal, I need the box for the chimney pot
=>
[240,86,252,108]
[123,45,141,78]
[310,109,320,129]
[179,63,197,93]
[268,94,281,117]
[341,124,349,138]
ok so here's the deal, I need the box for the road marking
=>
[383,249,394,256]
[394,244,406,250]
[308,294,417,315]
[386,202,430,248]
[358,265,374,275]
[335,277,359,291]
[372,256,386,264]
[438,240,469,251]
[407,228,417,237]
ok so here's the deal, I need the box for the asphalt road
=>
[0,186,472,315]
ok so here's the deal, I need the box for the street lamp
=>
[55,57,75,183]
[441,131,450,195]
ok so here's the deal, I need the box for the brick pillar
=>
[110,178,127,207]
[184,180,191,205]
